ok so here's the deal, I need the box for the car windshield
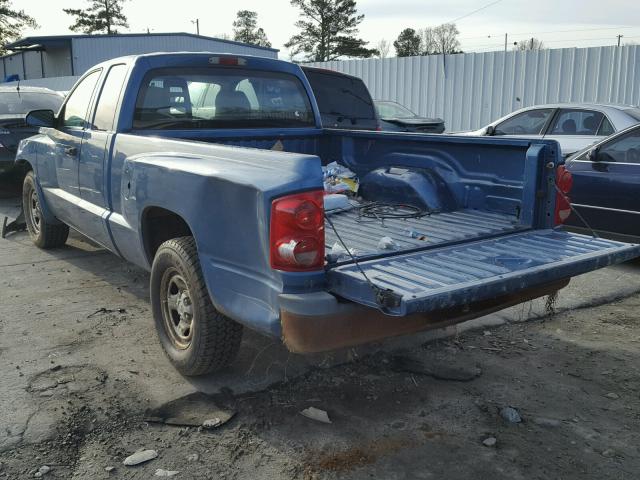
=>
[133,67,315,130]
[375,101,415,119]
[624,108,640,122]
[0,91,63,115]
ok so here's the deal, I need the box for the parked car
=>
[0,86,64,175]
[457,103,640,157]
[564,123,640,242]
[14,53,640,376]
[301,66,378,130]
[375,100,445,133]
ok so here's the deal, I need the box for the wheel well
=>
[142,207,193,263]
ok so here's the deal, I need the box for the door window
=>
[596,128,640,163]
[597,117,615,136]
[93,64,128,131]
[494,109,553,135]
[549,109,604,136]
[62,70,101,128]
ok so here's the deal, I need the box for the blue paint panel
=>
[328,230,640,315]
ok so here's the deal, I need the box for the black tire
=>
[22,171,69,249]
[150,236,243,376]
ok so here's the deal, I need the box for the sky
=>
[16,0,640,57]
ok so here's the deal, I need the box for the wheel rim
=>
[28,188,41,235]
[160,268,194,349]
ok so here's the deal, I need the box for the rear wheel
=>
[150,236,243,376]
[22,171,69,249]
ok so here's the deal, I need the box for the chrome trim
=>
[572,203,640,215]
[569,159,640,166]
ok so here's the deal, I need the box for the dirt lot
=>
[0,189,639,479]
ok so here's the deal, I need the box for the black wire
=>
[357,202,429,221]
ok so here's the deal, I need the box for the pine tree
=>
[232,10,271,48]
[393,28,422,57]
[64,0,128,35]
[285,0,377,62]
[0,0,37,54]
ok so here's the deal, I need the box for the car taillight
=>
[554,165,573,225]
[270,190,325,271]
[208,56,247,66]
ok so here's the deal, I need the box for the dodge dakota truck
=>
[16,53,640,376]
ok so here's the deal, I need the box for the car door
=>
[544,108,610,157]
[77,63,129,249]
[565,127,640,240]
[491,108,555,141]
[42,69,102,228]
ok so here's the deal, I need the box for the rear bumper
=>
[280,279,569,353]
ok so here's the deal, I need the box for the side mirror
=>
[586,147,599,162]
[485,125,496,136]
[25,109,55,128]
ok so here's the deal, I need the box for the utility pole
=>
[617,34,623,47]
[504,33,508,53]
[192,18,200,35]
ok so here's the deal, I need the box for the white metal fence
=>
[310,45,640,132]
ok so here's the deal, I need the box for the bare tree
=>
[431,23,461,54]
[375,39,390,58]
[420,27,437,54]
[515,37,544,51]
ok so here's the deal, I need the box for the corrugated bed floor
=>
[325,207,522,259]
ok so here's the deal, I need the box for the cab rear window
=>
[133,67,315,130]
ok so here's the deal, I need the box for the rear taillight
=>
[208,56,247,66]
[554,165,573,225]
[270,191,325,271]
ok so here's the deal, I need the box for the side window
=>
[62,70,101,128]
[549,109,604,136]
[597,117,615,136]
[93,64,128,131]
[494,109,553,135]
[596,128,640,163]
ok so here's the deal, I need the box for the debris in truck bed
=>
[323,161,359,194]
[324,193,353,212]
[377,236,399,250]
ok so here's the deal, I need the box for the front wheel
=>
[150,236,243,376]
[22,171,69,249]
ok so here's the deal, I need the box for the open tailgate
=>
[327,230,640,316]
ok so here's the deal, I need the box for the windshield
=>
[0,91,63,115]
[375,101,415,119]
[624,108,640,122]
[133,67,315,130]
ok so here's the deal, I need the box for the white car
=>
[457,103,640,157]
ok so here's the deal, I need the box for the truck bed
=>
[325,206,522,262]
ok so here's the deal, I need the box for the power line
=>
[459,25,640,41]
[446,0,504,24]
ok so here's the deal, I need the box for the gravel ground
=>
[0,186,639,479]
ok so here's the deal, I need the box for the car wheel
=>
[22,171,69,249]
[150,236,243,376]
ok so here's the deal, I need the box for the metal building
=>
[1,32,278,89]
[310,45,640,132]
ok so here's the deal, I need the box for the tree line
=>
[0,0,544,59]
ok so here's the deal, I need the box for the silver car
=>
[458,103,640,157]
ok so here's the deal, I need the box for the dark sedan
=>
[374,100,445,133]
[0,86,64,175]
[565,123,640,242]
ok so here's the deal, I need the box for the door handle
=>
[64,146,78,156]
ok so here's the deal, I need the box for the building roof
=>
[6,32,278,53]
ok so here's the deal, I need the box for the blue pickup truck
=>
[15,53,640,376]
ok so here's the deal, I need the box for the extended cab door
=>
[77,63,129,249]
[43,69,102,228]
